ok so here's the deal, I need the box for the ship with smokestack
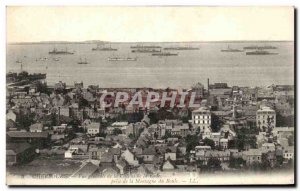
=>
[49,48,74,55]
[130,45,162,49]
[163,46,199,50]
[243,45,277,50]
[92,44,118,51]
[131,48,161,53]
[152,52,178,56]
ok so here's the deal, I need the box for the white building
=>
[87,122,101,136]
[6,110,16,122]
[192,107,211,131]
[256,107,276,132]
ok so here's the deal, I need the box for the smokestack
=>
[58,107,60,125]
[207,78,210,96]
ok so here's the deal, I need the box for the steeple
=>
[232,95,238,119]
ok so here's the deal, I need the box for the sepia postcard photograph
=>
[5,6,295,186]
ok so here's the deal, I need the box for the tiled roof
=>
[7,131,48,138]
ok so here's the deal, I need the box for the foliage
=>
[276,113,294,127]
[234,128,257,151]
[185,134,200,153]
[128,111,144,123]
[203,138,215,149]
[128,133,134,139]
[34,81,51,95]
[229,157,245,169]
[211,113,223,132]
[162,131,172,139]
[206,158,222,170]
[16,111,35,131]
[112,128,122,135]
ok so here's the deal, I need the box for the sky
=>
[6,6,294,43]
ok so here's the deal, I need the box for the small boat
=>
[108,56,137,61]
[130,45,161,49]
[132,48,161,53]
[16,59,22,63]
[221,46,244,52]
[152,52,178,56]
[246,50,278,55]
[163,46,199,50]
[78,58,89,64]
[243,45,277,50]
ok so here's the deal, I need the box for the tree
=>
[276,112,294,127]
[153,132,158,140]
[229,157,245,169]
[16,111,35,131]
[203,138,215,150]
[112,128,122,135]
[162,131,171,139]
[211,113,223,132]
[148,112,158,124]
[35,81,51,95]
[185,134,200,153]
[128,133,134,139]
[206,158,222,170]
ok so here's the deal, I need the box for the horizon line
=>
[7,40,294,45]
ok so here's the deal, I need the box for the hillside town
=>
[6,74,294,178]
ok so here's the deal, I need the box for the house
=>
[100,152,114,166]
[172,124,190,137]
[87,122,101,136]
[65,144,89,159]
[52,124,68,133]
[121,149,139,166]
[99,166,120,177]
[141,147,156,164]
[116,159,128,175]
[256,107,276,132]
[6,110,17,122]
[29,123,44,132]
[242,149,262,165]
[7,119,17,130]
[193,146,211,161]
[6,143,35,165]
[135,164,153,175]
[220,124,236,140]
[51,134,65,142]
[7,131,49,148]
[272,127,294,139]
[261,143,276,153]
[220,138,229,150]
[202,127,212,139]
[164,147,177,161]
[192,107,211,131]
[89,147,107,160]
[203,150,230,165]
[256,132,268,148]
[59,106,70,117]
[71,162,99,178]
[109,148,121,162]
[162,159,176,171]
[283,146,294,161]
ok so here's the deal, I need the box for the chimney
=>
[58,107,60,125]
[207,78,210,96]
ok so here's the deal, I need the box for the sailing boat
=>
[221,45,244,52]
[77,57,89,64]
